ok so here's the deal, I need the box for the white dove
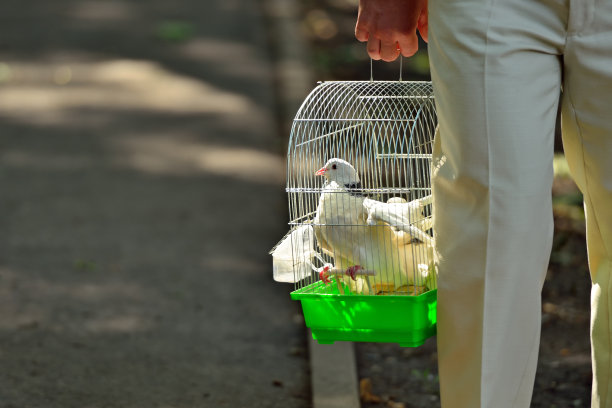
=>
[313,158,435,294]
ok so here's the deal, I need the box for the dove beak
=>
[315,167,327,176]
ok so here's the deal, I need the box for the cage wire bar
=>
[286,81,437,298]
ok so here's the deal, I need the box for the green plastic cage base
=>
[291,280,437,347]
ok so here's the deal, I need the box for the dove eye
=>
[331,164,337,170]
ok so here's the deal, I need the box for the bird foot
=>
[319,266,331,284]
[345,265,363,281]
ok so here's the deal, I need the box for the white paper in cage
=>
[272,224,316,283]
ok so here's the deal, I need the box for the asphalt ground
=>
[0,1,312,407]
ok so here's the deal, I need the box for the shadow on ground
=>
[0,1,309,407]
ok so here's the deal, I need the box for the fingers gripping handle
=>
[369,55,404,82]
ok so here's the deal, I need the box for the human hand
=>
[355,0,428,62]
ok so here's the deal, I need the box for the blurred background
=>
[299,0,430,82]
[0,0,591,407]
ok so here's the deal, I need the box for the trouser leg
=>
[561,5,612,405]
[428,0,567,406]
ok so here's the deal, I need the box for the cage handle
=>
[369,55,403,82]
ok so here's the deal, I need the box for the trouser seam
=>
[481,0,495,404]
[564,81,611,407]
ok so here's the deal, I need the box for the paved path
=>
[0,1,309,406]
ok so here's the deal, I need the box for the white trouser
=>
[428,0,612,406]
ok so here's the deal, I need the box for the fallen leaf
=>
[543,302,558,314]
[360,378,382,403]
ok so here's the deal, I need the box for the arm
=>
[355,0,428,62]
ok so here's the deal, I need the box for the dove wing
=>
[363,195,434,246]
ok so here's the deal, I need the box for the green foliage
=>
[553,153,572,178]
[156,21,196,43]
[73,259,97,272]
[553,192,584,209]
[410,368,440,394]
[404,51,430,76]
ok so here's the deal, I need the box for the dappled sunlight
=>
[204,256,263,273]
[67,0,137,22]
[0,0,309,406]
[84,314,151,333]
[1,150,95,170]
[0,59,264,126]
[0,267,154,333]
[178,38,269,80]
[112,134,284,184]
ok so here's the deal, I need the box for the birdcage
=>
[271,80,437,347]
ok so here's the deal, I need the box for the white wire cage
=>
[273,80,437,297]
